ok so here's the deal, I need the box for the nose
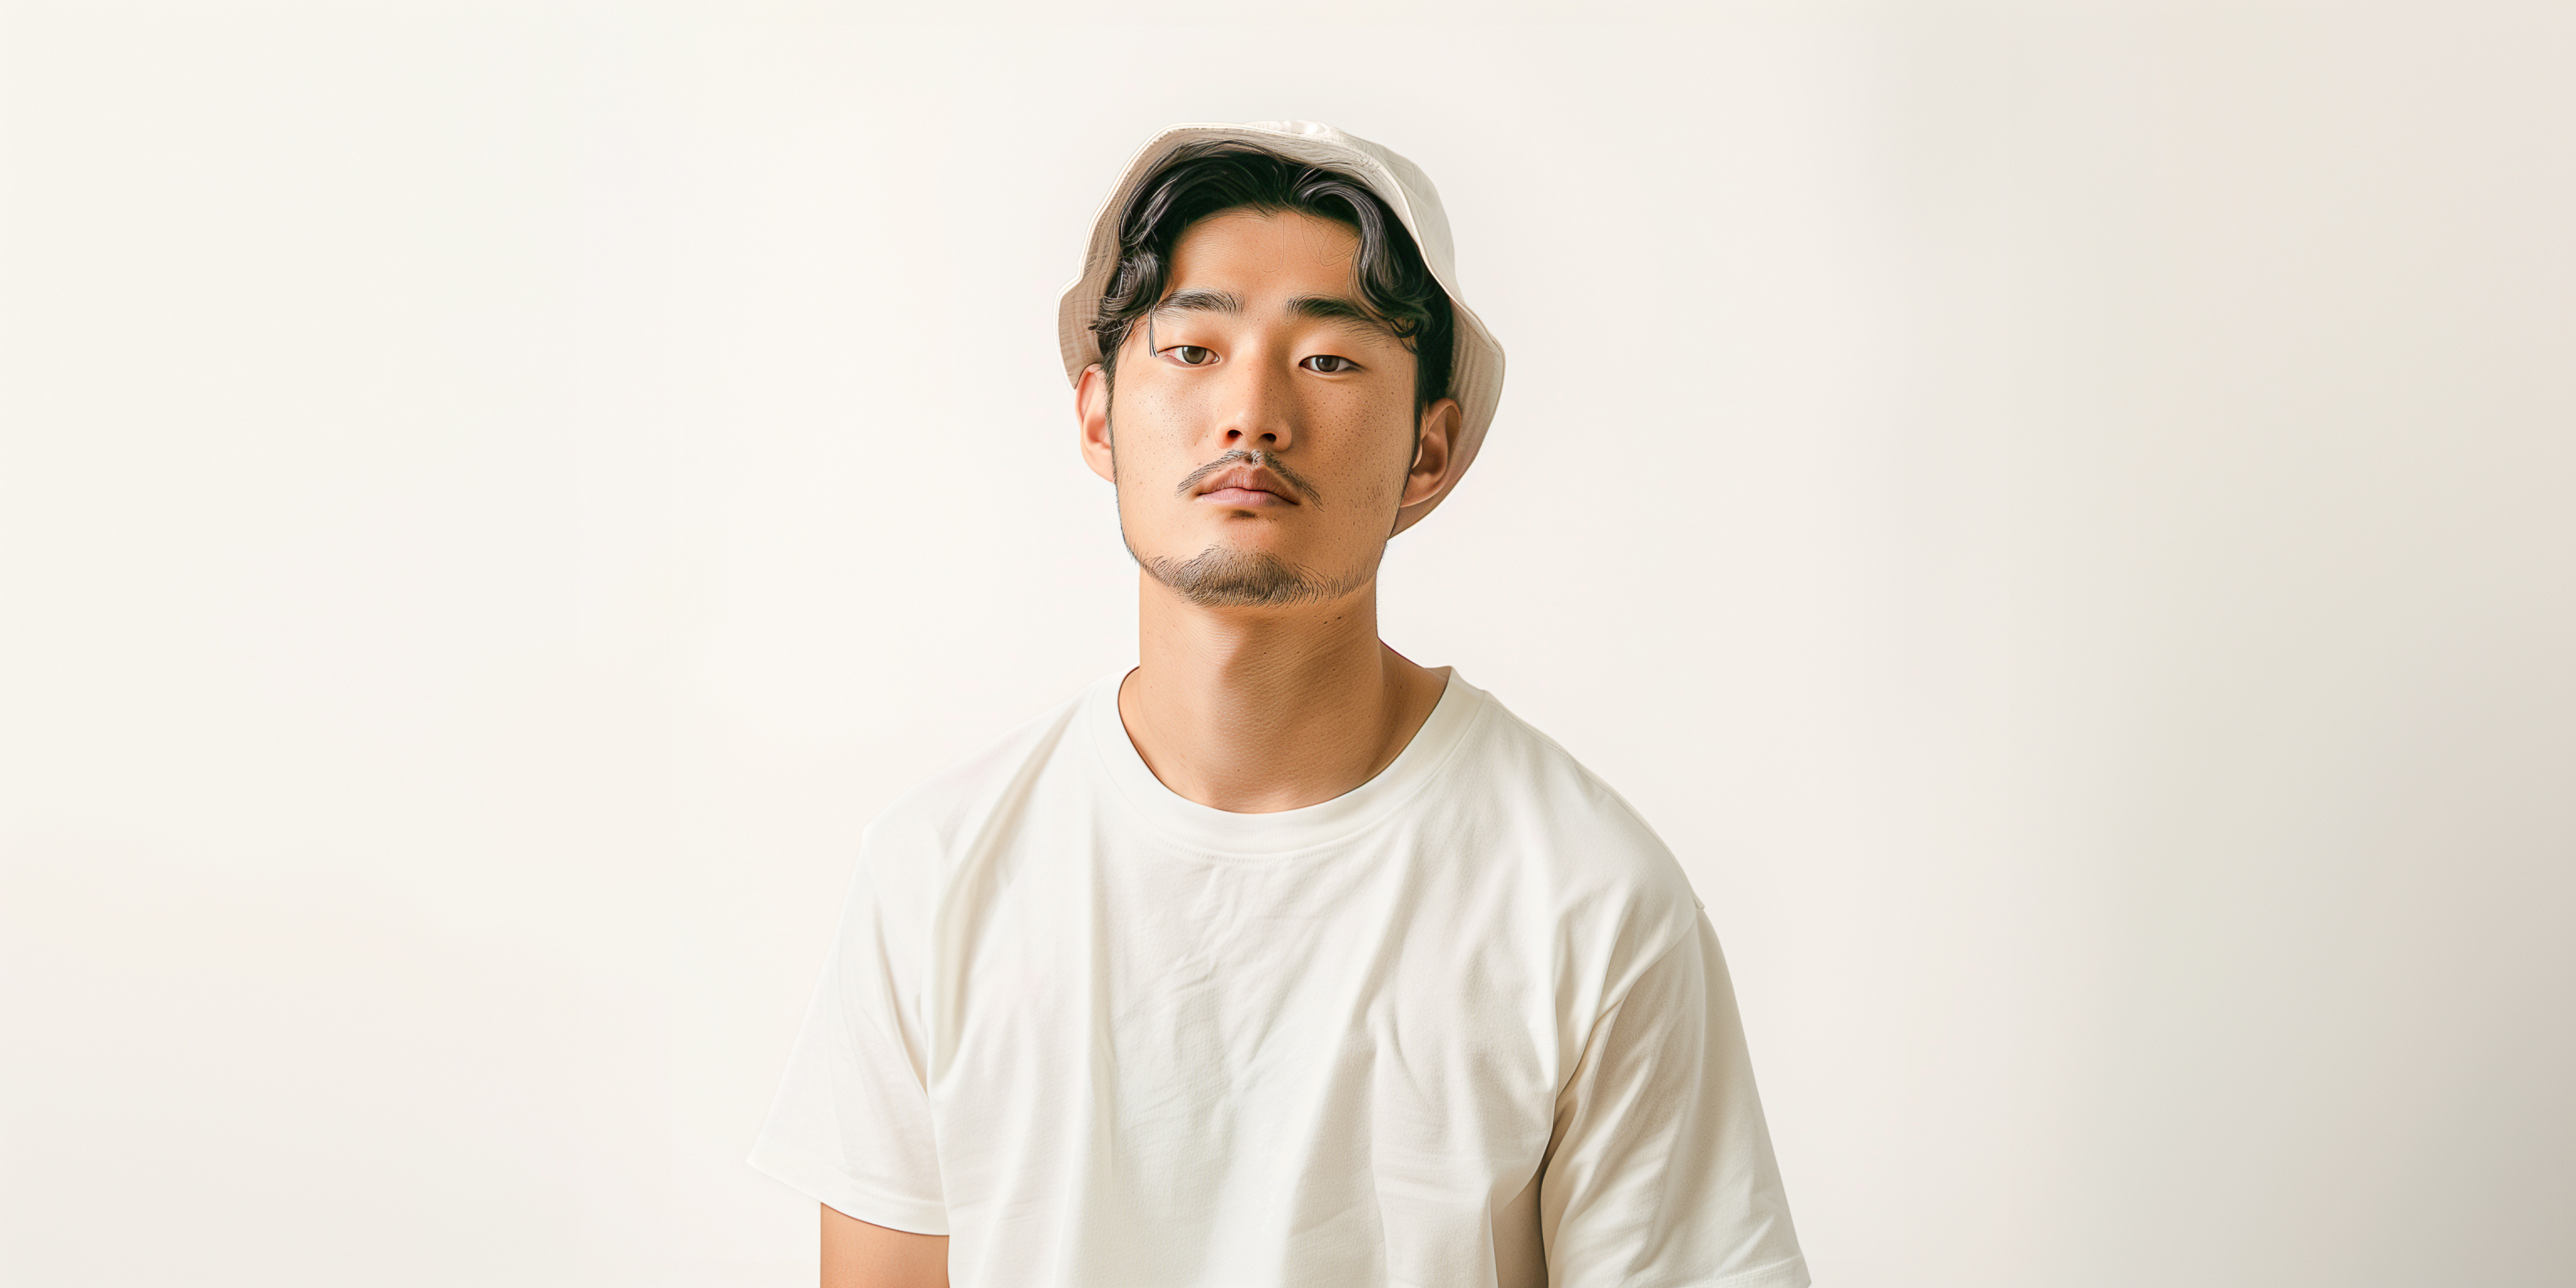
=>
[1212,352,1297,452]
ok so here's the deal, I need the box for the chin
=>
[1128,536,1361,610]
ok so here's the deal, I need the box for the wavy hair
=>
[1091,142,1454,411]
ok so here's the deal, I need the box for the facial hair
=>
[1122,444,1357,607]
[1130,541,1366,609]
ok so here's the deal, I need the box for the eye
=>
[1163,344,1217,366]
[1301,354,1358,374]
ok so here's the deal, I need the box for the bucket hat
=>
[1057,121,1505,534]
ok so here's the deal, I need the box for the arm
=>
[755,820,952,1284]
[1542,916,1807,1287]
[820,1203,947,1288]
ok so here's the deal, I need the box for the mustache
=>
[1173,449,1322,506]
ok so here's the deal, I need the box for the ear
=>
[1398,396,1462,510]
[1077,364,1116,484]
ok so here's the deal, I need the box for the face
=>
[1077,209,1461,610]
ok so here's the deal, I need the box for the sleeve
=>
[1540,912,1809,1288]
[745,822,949,1235]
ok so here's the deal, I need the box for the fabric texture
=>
[750,672,1807,1288]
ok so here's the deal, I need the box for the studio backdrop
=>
[3,3,2569,1286]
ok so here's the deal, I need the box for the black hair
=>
[1091,142,1455,411]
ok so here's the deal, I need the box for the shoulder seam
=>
[1480,697,1682,855]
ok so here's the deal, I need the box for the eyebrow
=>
[1148,288,1397,339]
[1151,288,1242,318]
[1287,294,1399,338]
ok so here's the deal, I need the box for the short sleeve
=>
[747,825,949,1235]
[1540,914,1809,1287]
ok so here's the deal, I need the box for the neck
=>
[1119,570,1447,813]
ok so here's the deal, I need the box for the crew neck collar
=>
[1084,667,1487,858]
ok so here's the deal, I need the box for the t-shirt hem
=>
[744,1148,950,1236]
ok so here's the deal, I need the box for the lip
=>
[1193,466,1301,506]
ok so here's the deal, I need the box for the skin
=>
[820,207,1462,1287]
[820,1205,946,1288]
[1081,207,1463,812]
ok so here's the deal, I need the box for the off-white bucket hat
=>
[1057,121,1506,534]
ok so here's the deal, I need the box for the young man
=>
[751,121,1807,1288]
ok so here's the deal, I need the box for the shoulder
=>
[1446,682,1705,973]
[1450,682,1693,896]
[854,677,1105,898]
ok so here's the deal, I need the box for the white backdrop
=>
[5,3,2571,1285]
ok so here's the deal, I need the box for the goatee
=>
[1131,543,1358,608]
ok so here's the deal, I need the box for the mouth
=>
[1181,457,1307,508]
[1199,483,1290,506]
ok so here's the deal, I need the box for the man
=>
[751,121,1807,1288]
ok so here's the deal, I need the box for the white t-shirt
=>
[750,671,1807,1288]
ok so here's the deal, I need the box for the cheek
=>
[1108,392,1202,488]
[1115,380,1215,455]
[1308,396,1421,499]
